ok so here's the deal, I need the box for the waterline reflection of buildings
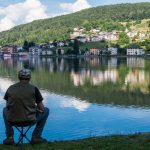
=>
[71,69,119,86]
[127,57,145,68]
[124,70,150,93]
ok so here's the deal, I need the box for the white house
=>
[90,36,101,42]
[29,46,42,56]
[127,48,145,56]
[41,49,53,56]
[77,36,87,43]
[57,41,65,47]
[127,32,138,38]
[90,29,100,33]
[108,47,118,55]
[139,32,146,40]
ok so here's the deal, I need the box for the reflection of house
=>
[108,58,117,68]
[124,70,150,93]
[71,69,119,86]
[127,57,145,68]
[127,49,145,55]
[125,70,145,84]
[108,47,118,55]
[92,70,119,85]
[89,58,100,66]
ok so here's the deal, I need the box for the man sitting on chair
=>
[3,69,49,145]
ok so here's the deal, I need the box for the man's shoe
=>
[31,136,47,144]
[3,136,15,145]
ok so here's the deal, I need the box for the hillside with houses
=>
[0,2,149,46]
[0,3,149,57]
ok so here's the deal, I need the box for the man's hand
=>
[37,102,45,112]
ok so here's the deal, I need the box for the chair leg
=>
[15,126,33,145]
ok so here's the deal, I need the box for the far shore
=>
[1,54,150,60]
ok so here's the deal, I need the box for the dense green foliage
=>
[0,2,150,45]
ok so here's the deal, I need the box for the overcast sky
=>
[0,0,149,32]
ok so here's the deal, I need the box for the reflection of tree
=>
[0,58,150,107]
[23,61,29,69]
[117,63,129,84]
[73,59,79,73]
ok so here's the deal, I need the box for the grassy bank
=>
[1,133,150,150]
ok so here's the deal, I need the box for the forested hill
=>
[0,2,150,45]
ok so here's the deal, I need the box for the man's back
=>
[5,82,36,122]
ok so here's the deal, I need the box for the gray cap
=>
[18,69,31,79]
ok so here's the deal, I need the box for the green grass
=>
[1,133,150,150]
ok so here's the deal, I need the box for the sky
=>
[0,0,149,32]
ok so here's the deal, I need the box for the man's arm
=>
[37,102,45,112]
[35,87,44,112]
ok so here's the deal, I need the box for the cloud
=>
[60,98,91,112]
[0,77,14,93]
[0,0,49,32]
[60,0,91,13]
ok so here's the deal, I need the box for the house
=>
[70,28,85,39]
[90,36,101,42]
[1,45,18,57]
[17,46,23,52]
[127,32,138,38]
[108,47,118,55]
[29,46,42,56]
[90,48,101,55]
[139,32,146,40]
[56,48,64,55]
[41,49,54,56]
[108,32,119,41]
[77,36,87,43]
[57,41,65,47]
[127,48,145,55]
[90,29,100,33]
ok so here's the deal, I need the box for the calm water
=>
[1,56,150,143]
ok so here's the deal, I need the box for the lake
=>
[1,56,150,143]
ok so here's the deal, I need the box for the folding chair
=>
[9,121,35,145]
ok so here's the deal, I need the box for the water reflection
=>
[0,57,150,107]
[0,57,150,142]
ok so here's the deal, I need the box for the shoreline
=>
[0,54,149,59]
[1,133,150,150]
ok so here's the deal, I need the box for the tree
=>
[148,21,150,27]
[118,32,130,48]
[73,39,80,55]
[82,20,92,31]
[23,40,29,51]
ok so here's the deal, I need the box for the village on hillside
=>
[0,26,149,58]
